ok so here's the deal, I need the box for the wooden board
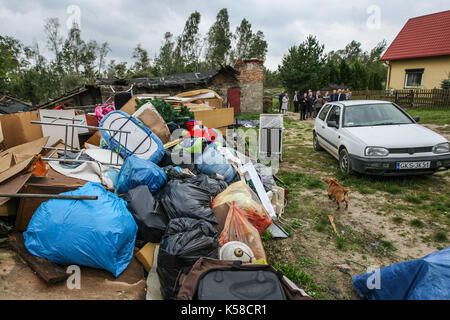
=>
[0,172,32,206]
[15,167,85,231]
[0,110,43,149]
[8,233,69,284]
[193,108,234,130]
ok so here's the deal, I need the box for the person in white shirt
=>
[281,93,289,116]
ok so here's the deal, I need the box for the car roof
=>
[327,100,394,107]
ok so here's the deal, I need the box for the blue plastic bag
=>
[24,182,137,277]
[352,248,450,300]
[116,155,168,194]
[196,144,236,183]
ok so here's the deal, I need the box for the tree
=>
[205,8,232,68]
[278,35,326,93]
[342,40,363,65]
[97,42,111,75]
[132,44,153,77]
[325,59,340,85]
[249,30,268,61]
[81,40,98,79]
[351,59,368,90]
[233,18,253,61]
[263,67,281,88]
[154,33,176,76]
[339,59,352,86]
[62,24,85,74]
[179,11,202,72]
[106,60,128,79]
[44,18,63,65]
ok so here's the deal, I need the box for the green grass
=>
[405,108,450,126]
[432,230,448,242]
[392,216,404,224]
[278,170,326,190]
[410,218,425,228]
[404,194,423,204]
[274,263,324,297]
[297,256,317,268]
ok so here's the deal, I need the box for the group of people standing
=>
[279,88,352,120]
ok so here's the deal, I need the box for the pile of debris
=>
[0,89,311,301]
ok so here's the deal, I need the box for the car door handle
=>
[322,126,325,129]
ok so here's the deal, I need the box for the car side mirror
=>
[413,117,420,123]
[327,120,338,128]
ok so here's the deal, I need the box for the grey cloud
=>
[0,0,448,71]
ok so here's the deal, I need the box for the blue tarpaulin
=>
[352,248,450,300]
[24,182,138,277]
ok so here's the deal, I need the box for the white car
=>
[313,100,450,176]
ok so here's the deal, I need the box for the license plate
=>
[396,161,431,170]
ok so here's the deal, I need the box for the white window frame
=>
[404,69,424,89]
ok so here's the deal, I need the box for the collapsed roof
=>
[0,94,34,114]
[96,66,240,89]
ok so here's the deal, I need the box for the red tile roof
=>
[381,10,450,61]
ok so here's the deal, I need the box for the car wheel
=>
[339,148,353,174]
[313,132,324,151]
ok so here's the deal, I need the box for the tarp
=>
[352,248,450,300]
[24,182,137,277]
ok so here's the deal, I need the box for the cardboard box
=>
[135,242,158,272]
[193,108,234,130]
[0,110,43,149]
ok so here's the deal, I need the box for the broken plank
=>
[328,215,338,234]
[8,233,69,284]
[163,138,183,150]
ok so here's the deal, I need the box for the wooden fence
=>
[351,89,450,109]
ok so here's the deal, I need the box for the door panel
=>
[322,105,342,158]
[315,104,333,148]
[227,88,241,115]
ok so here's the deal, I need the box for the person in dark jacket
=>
[337,89,347,101]
[313,94,324,118]
[293,91,300,113]
[300,93,308,121]
[331,89,338,102]
[279,93,284,112]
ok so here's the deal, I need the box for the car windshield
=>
[343,103,413,127]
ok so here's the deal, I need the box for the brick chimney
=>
[234,59,264,113]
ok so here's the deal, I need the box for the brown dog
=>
[325,178,350,211]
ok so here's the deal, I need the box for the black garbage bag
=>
[158,180,218,225]
[123,185,168,243]
[158,149,197,173]
[184,174,228,198]
[157,218,219,299]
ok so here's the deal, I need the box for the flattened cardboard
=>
[0,137,49,185]
[0,172,33,206]
[0,110,43,149]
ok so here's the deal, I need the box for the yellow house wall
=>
[387,55,450,89]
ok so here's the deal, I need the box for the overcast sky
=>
[0,0,449,71]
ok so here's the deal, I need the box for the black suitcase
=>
[197,269,287,300]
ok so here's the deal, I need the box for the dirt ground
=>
[0,248,146,300]
[264,112,450,300]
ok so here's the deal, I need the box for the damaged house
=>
[41,59,264,115]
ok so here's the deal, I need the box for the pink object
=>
[95,103,116,122]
